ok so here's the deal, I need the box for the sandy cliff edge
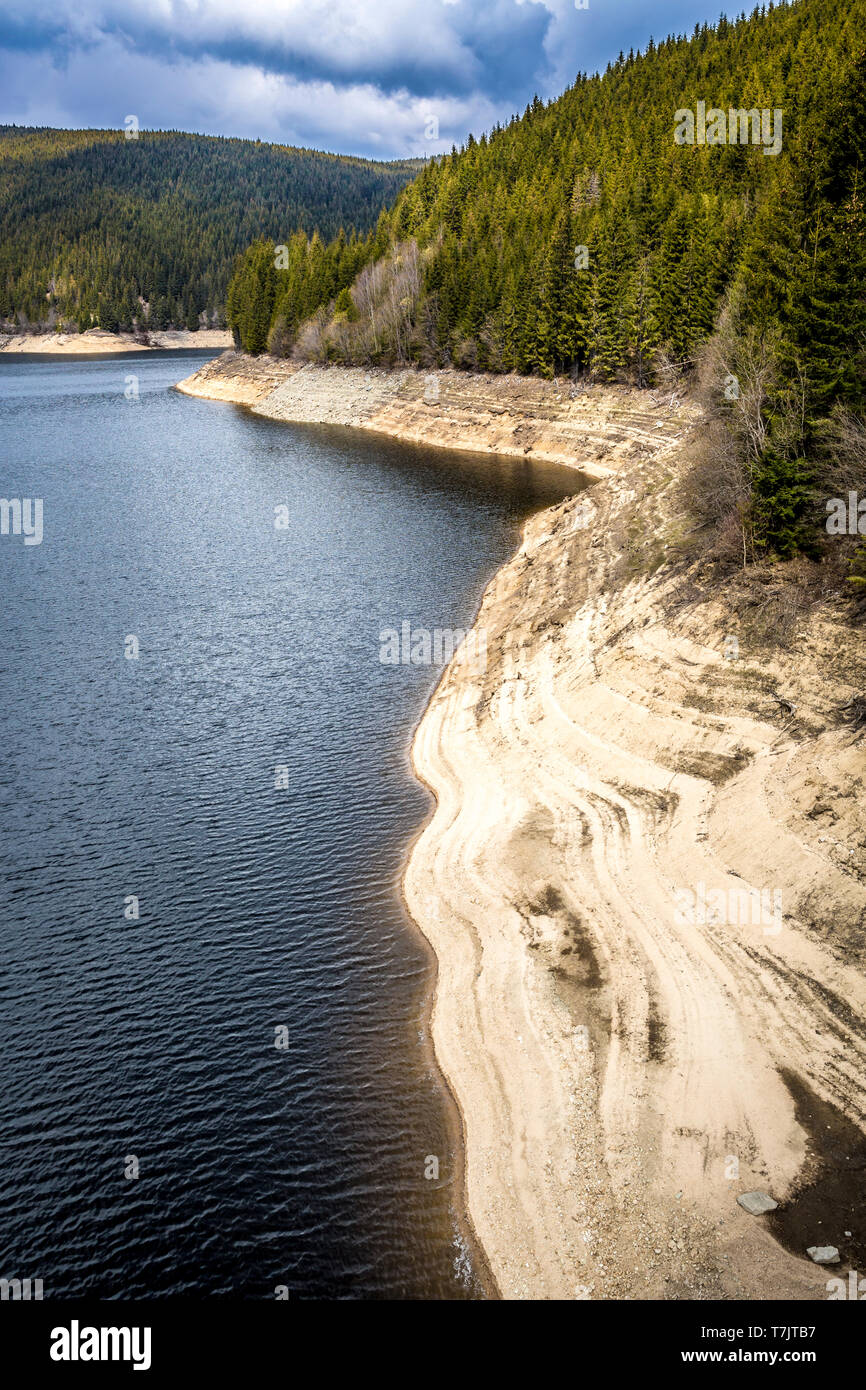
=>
[178,351,866,1300]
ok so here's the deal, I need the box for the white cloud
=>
[0,0,744,155]
[0,36,504,158]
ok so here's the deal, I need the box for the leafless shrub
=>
[452,337,479,371]
[267,313,292,357]
[818,406,866,496]
[711,552,845,652]
[292,306,330,363]
[478,318,506,373]
[694,311,785,466]
[651,347,687,398]
[839,694,866,730]
[678,306,805,568]
[741,576,810,646]
[813,407,866,610]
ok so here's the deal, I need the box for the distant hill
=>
[0,127,420,331]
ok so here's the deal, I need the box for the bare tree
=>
[820,406,866,495]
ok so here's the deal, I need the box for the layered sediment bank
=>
[404,445,866,1300]
[175,351,692,477]
[179,352,866,1300]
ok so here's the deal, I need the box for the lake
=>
[0,351,582,1299]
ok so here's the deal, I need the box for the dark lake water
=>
[0,351,582,1299]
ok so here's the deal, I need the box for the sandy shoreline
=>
[404,490,866,1300]
[177,351,866,1300]
[0,328,233,355]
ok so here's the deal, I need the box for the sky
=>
[0,0,747,160]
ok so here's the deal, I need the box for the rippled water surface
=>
[0,352,582,1298]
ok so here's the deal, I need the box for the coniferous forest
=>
[2,2,862,571]
[0,127,419,332]
[224,0,865,570]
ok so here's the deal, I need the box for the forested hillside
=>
[227,0,865,570]
[0,128,418,331]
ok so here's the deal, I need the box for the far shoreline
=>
[0,328,233,357]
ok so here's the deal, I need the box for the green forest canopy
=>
[226,0,865,569]
[229,0,864,391]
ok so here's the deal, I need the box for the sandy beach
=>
[178,352,866,1300]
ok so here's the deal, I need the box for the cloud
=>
[0,0,746,158]
[0,1,553,100]
[0,34,504,158]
